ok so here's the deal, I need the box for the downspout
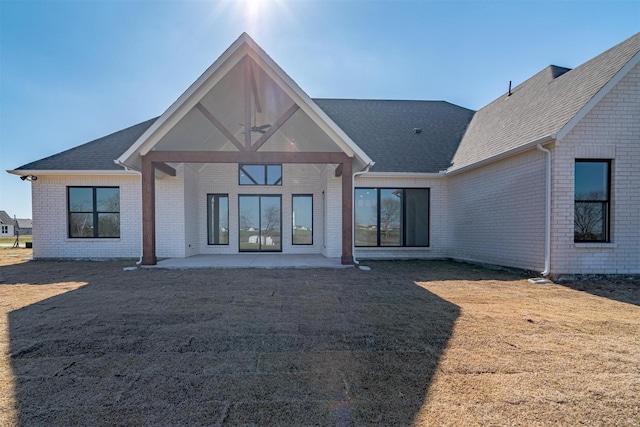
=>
[352,162,374,265]
[536,144,551,276]
[115,160,144,265]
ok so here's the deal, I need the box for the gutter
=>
[447,134,556,176]
[536,143,552,276]
[115,159,144,265]
[352,162,375,266]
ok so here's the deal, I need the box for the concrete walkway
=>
[148,253,353,269]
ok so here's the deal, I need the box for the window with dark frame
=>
[68,187,120,238]
[239,164,282,186]
[354,188,429,247]
[207,194,229,245]
[575,160,611,242]
[292,195,313,245]
[1,226,7,234]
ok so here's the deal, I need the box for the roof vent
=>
[413,128,422,134]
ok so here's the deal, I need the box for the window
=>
[355,188,429,247]
[1,226,7,234]
[239,164,282,185]
[207,194,229,245]
[575,160,610,242]
[68,187,120,238]
[292,195,313,245]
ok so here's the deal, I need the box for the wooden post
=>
[141,156,157,265]
[341,159,353,265]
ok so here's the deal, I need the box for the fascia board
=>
[243,38,374,165]
[118,34,252,164]
[446,135,555,176]
[360,172,446,179]
[6,170,140,176]
[556,50,640,140]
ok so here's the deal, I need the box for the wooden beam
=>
[195,103,245,152]
[334,163,343,177]
[154,162,176,177]
[144,150,350,165]
[244,57,252,150]
[249,61,262,113]
[251,104,300,152]
[341,158,353,265]
[141,156,157,265]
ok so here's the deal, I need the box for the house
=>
[7,32,639,275]
[0,211,15,237]
[15,218,32,235]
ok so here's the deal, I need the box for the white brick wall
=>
[30,174,141,259]
[27,65,637,273]
[183,165,200,257]
[194,163,341,257]
[354,175,448,260]
[448,150,547,271]
[155,166,186,258]
[551,62,640,274]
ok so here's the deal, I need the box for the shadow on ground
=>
[554,276,640,306]
[3,260,490,425]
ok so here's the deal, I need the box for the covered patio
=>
[115,34,372,266]
[147,253,353,269]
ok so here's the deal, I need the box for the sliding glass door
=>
[239,195,281,251]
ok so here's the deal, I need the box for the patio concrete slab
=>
[148,254,352,269]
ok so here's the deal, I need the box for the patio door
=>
[238,195,282,252]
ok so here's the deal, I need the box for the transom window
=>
[355,188,429,247]
[239,164,282,186]
[68,187,120,238]
[575,160,611,242]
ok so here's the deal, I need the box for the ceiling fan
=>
[241,123,271,134]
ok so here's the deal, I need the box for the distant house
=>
[0,211,14,237]
[15,218,32,235]
[7,32,640,275]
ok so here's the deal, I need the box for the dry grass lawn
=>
[0,248,638,426]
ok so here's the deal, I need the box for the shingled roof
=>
[0,211,13,225]
[14,118,157,171]
[450,32,640,172]
[14,101,473,174]
[314,99,474,173]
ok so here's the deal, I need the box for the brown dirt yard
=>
[0,248,639,426]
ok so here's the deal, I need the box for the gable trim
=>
[556,50,640,141]
[118,38,248,164]
[117,33,372,169]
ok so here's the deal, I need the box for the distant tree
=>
[379,196,401,240]
[262,204,280,234]
[240,210,253,230]
[575,191,605,240]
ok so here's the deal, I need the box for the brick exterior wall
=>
[30,174,141,259]
[551,62,640,274]
[155,166,186,258]
[448,150,547,272]
[193,163,341,258]
[183,164,200,257]
[27,66,637,274]
[353,175,448,260]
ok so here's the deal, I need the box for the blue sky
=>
[1,0,638,218]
